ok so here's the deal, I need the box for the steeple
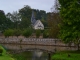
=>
[31,11,36,24]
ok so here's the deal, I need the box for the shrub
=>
[3,29,14,37]
[0,48,3,56]
[14,29,21,37]
[43,29,49,38]
[35,29,41,38]
[22,28,32,38]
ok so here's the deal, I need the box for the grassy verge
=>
[52,50,80,60]
[0,45,15,60]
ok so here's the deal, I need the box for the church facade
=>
[31,11,44,30]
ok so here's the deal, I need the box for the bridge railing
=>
[0,38,75,46]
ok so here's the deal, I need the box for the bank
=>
[0,45,15,60]
[51,50,80,60]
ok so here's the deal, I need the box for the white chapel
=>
[31,11,44,30]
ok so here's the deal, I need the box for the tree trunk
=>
[48,52,51,60]
[77,43,79,50]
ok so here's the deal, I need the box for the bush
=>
[0,48,3,56]
[43,29,49,38]
[14,29,21,37]
[3,29,14,37]
[22,28,32,38]
[36,29,41,38]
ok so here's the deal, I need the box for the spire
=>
[31,11,36,24]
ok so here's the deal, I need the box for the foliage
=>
[20,17,31,29]
[6,18,14,29]
[43,29,49,38]
[3,29,14,37]
[35,29,41,38]
[46,0,61,38]
[22,28,32,38]
[19,5,32,29]
[0,48,3,56]
[19,5,47,29]
[13,29,21,37]
[0,10,7,32]
[6,11,21,29]
[0,5,47,31]
[58,0,80,44]
[47,12,61,38]
[1,5,48,36]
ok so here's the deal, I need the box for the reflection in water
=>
[34,51,43,57]
[32,51,42,60]
[32,50,48,60]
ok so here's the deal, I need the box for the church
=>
[31,11,44,30]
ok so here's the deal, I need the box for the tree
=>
[47,12,61,38]
[0,10,7,32]
[52,0,60,13]
[59,0,80,50]
[11,11,21,29]
[19,5,32,29]
[20,17,30,29]
[6,11,21,29]
[47,0,61,38]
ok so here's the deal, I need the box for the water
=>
[32,50,48,60]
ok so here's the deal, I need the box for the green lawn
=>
[0,45,15,60]
[52,51,80,60]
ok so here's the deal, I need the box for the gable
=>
[33,20,44,30]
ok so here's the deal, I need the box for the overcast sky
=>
[0,0,55,14]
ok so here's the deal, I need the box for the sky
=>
[0,0,55,14]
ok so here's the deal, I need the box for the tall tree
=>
[47,0,61,38]
[59,0,80,50]
[19,5,32,29]
[6,11,21,29]
[0,10,7,32]
[52,0,60,13]
[11,11,21,29]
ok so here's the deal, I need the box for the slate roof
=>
[33,20,40,26]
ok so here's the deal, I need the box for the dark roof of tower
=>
[31,11,36,24]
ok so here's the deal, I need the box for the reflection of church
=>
[31,11,44,30]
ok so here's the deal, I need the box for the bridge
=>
[0,37,77,53]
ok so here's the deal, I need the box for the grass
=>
[0,45,15,60]
[52,50,80,60]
